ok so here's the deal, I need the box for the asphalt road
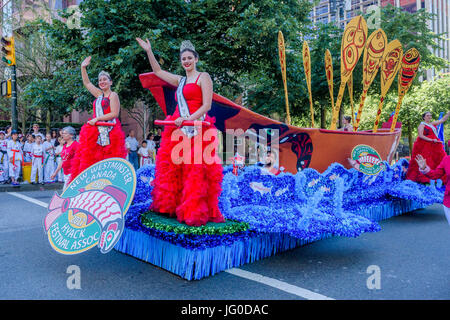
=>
[0,190,449,302]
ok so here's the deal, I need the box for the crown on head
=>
[180,40,195,52]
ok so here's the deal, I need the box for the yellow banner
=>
[324,49,334,113]
[278,31,291,125]
[348,73,355,130]
[354,29,387,131]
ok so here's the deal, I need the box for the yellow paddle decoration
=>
[303,41,315,128]
[278,31,291,125]
[373,39,403,132]
[390,48,420,132]
[330,15,368,130]
[324,49,334,112]
[354,29,387,131]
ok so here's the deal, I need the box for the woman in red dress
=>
[406,111,450,183]
[136,37,225,226]
[69,56,127,182]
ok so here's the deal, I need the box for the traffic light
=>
[1,79,12,98]
[1,36,15,66]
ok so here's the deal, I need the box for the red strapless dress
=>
[150,78,225,226]
[406,124,447,184]
[70,96,127,182]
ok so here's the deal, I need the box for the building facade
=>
[1,0,143,138]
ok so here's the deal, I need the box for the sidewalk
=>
[0,181,63,192]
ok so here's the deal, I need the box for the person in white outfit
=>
[43,133,56,183]
[0,131,8,183]
[31,124,45,141]
[7,130,23,186]
[30,135,44,184]
[50,127,79,191]
[23,134,34,163]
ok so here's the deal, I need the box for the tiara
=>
[180,40,195,52]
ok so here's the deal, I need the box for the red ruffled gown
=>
[150,76,225,226]
[406,123,447,184]
[70,95,127,182]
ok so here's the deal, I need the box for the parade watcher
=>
[7,130,23,187]
[43,133,57,183]
[138,140,152,167]
[125,129,139,170]
[154,127,162,150]
[19,134,26,147]
[0,131,8,184]
[51,130,58,146]
[4,126,11,139]
[416,154,450,226]
[69,56,127,183]
[146,132,156,164]
[54,136,65,183]
[30,135,44,185]
[406,111,450,183]
[261,148,282,176]
[50,126,79,191]
[339,115,353,132]
[31,124,45,141]
[137,37,225,226]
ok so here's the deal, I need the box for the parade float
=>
[45,16,443,281]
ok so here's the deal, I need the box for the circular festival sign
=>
[350,144,385,175]
[44,158,136,255]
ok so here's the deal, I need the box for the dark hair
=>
[343,115,352,122]
[180,48,199,59]
[146,133,154,139]
[422,112,432,120]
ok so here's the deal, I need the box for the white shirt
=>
[23,141,34,161]
[125,136,139,152]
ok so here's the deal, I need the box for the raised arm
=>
[416,154,447,180]
[432,111,450,126]
[136,38,181,87]
[417,124,440,143]
[81,56,103,98]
